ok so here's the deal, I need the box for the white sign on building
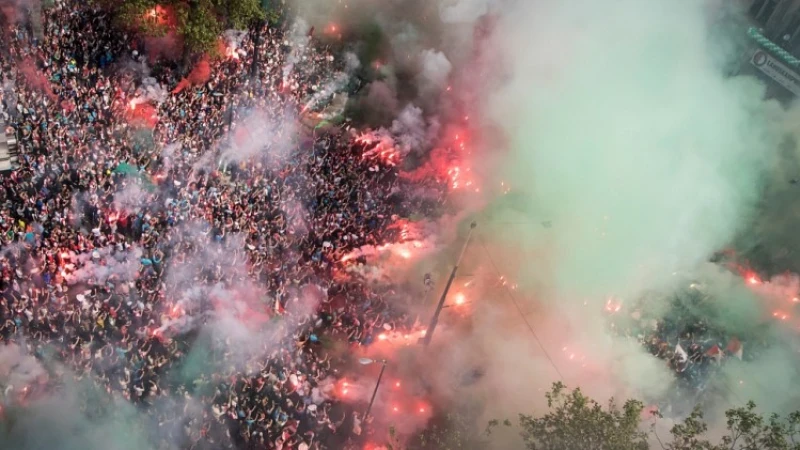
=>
[751,49,800,96]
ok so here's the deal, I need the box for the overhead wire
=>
[476,234,566,381]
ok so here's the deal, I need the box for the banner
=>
[751,49,800,96]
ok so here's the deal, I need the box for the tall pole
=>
[422,222,477,346]
[364,360,387,419]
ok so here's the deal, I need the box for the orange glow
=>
[357,132,401,166]
[325,23,339,35]
[604,297,622,314]
[169,304,184,318]
[744,271,761,285]
[454,292,466,305]
[143,6,167,25]
[226,46,240,60]
[398,249,411,259]
[395,381,401,388]
[378,333,387,341]
[773,311,790,321]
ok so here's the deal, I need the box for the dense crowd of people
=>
[0,2,440,449]
[1,1,794,448]
[608,286,764,405]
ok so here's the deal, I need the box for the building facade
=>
[749,0,800,53]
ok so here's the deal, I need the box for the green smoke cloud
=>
[486,0,785,302]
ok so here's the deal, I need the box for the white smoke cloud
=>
[390,104,441,155]
[416,49,453,95]
[0,343,46,397]
[221,106,298,165]
[438,0,495,24]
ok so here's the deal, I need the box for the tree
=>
[517,381,649,450]
[663,402,800,450]
[112,0,271,54]
[175,0,224,53]
[507,383,800,450]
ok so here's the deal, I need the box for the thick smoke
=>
[427,0,800,438]
[7,0,800,448]
[486,0,779,295]
[0,343,45,395]
[222,106,298,165]
[416,49,452,95]
[0,344,157,450]
[300,0,800,446]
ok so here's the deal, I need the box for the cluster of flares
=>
[338,240,425,263]
[357,132,401,167]
[447,129,479,193]
[734,264,800,327]
[595,258,800,333]
[496,275,518,291]
[561,345,589,368]
[142,5,167,26]
[374,327,428,346]
[335,371,430,418]
[225,44,242,61]
[604,297,623,314]
[339,221,433,264]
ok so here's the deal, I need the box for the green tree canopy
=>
[517,381,649,450]
[112,0,271,53]
[518,384,800,450]
[400,383,800,450]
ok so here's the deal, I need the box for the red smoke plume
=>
[126,100,159,128]
[172,57,212,94]
[18,58,56,101]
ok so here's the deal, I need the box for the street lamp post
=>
[422,222,477,346]
[360,358,388,419]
